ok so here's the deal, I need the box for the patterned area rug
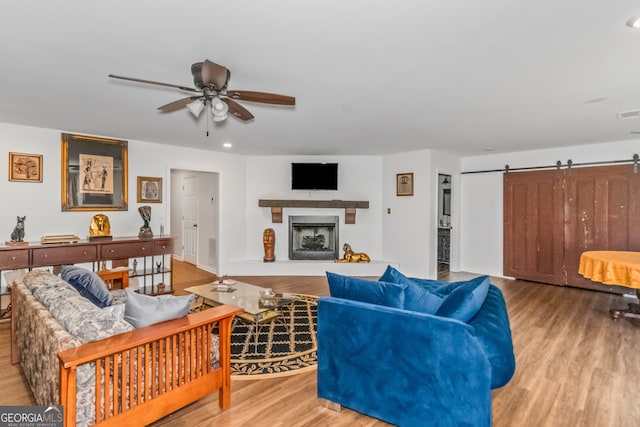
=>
[229,294,318,379]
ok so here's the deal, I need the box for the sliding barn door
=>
[504,164,640,292]
[564,165,640,290]
[504,170,565,285]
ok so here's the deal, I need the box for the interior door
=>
[564,165,640,290]
[503,169,565,285]
[182,176,198,265]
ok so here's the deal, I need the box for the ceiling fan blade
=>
[158,96,200,112]
[202,60,230,91]
[222,98,255,121]
[109,74,199,93]
[226,90,295,105]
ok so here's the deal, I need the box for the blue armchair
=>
[317,270,515,427]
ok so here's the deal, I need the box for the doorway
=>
[170,169,219,274]
[437,174,452,274]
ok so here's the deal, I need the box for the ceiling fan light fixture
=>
[211,96,229,122]
[186,99,205,117]
[626,16,640,28]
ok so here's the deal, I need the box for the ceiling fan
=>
[109,60,295,122]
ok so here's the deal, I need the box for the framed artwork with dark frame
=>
[61,133,128,211]
[9,152,43,182]
[396,172,414,196]
[137,176,163,203]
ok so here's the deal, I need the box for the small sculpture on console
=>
[335,243,370,263]
[7,216,27,246]
[89,214,112,241]
[138,205,153,238]
[263,228,276,262]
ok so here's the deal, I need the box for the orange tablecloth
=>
[579,251,640,289]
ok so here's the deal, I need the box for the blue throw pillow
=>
[378,265,415,286]
[404,283,445,314]
[61,265,113,308]
[435,275,490,322]
[124,288,195,328]
[379,266,444,313]
[326,272,406,308]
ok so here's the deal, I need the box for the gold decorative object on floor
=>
[335,243,370,263]
[89,214,112,241]
[263,228,276,262]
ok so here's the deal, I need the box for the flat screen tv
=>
[291,163,338,190]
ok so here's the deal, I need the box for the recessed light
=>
[223,142,232,148]
[626,16,640,28]
[482,147,495,152]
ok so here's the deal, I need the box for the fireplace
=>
[288,216,339,260]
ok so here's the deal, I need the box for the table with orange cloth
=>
[579,251,640,320]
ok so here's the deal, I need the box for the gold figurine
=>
[89,214,111,238]
[263,228,275,262]
[335,243,370,263]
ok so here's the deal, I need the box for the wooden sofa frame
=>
[57,305,242,427]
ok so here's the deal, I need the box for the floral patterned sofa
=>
[11,270,241,427]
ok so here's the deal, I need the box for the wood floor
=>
[2,261,640,426]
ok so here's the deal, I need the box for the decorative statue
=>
[10,216,26,242]
[335,243,371,263]
[138,205,153,238]
[89,214,111,238]
[263,228,275,262]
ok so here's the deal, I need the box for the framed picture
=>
[61,133,128,211]
[137,176,163,203]
[396,172,414,196]
[9,152,43,182]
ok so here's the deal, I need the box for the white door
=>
[182,176,198,264]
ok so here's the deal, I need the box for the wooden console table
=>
[258,199,369,224]
[0,236,175,317]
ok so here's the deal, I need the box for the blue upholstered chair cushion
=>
[124,288,195,328]
[61,265,113,308]
[326,272,406,308]
[435,275,490,322]
[468,285,516,388]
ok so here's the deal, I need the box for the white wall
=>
[0,122,246,275]
[459,140,640,277]
[382,149,434,278]
[243,155,384,262]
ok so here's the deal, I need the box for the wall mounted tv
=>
[291,163,338,190]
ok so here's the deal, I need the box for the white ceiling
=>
[2,1,640,156]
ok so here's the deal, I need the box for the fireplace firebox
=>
[288,216,339,260]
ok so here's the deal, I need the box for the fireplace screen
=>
[289,215,339,260]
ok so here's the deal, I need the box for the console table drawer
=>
[154,239,173,254]
[32,245,97,266]
[102,242,152,259]
[0,249,29,269]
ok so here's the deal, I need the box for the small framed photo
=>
[9,152,43,182]
[396,172,414,196]
[137,176,162,203]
